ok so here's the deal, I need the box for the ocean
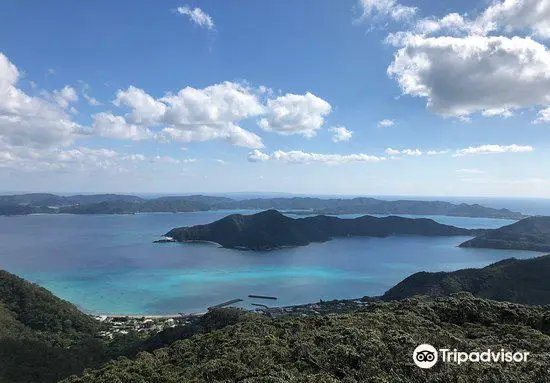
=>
[0,210,542,315]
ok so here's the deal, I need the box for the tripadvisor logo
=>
[413,344,530,369]
[413,344,438,369]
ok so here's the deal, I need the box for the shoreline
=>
[99,312,207,319]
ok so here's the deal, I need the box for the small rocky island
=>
[163,210,479,250]
[459,216,550,252]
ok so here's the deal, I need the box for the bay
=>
[0,211,539,315]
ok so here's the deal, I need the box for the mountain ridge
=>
[0,193,525,219]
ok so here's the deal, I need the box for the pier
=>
[248,295,278,300]
[208,298,243,310]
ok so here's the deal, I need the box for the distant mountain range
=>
[164,210,478,250]
[0,193,525,219]
[383,254,550,305]
[459,216,550,252]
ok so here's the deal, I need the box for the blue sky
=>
[1,0,549,197]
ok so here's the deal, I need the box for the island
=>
[459,216,550,252]
[163,209,479,250]
[0,193,525,219]
[383,254,550,305]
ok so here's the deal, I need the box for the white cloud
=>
[258,92,331,137]
[252,150,384,164]
[175,6,215,30]
[481,108,514,118]
[105,82,265,148]
[329,126,353,143]
[52,86,78,109]
[91,112,153,141]
[407,1,550,40]
[378,119,395,127]
[84,93,101,106]
[0,146,122,172]
[478,0,550,39]
[427,149,450,155]
[78,81,102,106]
[534,107,550,123]
[388,35,550,119]
[248,149,270,162]
[357,0,417,22]
[385,147,422,156]
[454,144,534,156]
[0,53,82,149]
[160,123,264,148]
[114,86,167,125]
[385,147,401,156]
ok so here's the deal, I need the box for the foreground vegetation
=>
[3,259,550,382]
[0,269,253,383]
[63,293,550,383]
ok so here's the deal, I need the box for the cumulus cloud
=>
[175,5,215,30]
[114,86,167,125]
[91,112,153,141]
[0,53,82,149]
[250,150,384,164]
[357,0,417,22]
[258,92,331,137]
[388,35,550,119]
[104,82,265,148]
[248,149,270,162]
[454,144,534,156]
[378,119,395,127]
[329,126,353,143]
[478,0,550,39]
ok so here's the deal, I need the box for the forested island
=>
[164,210,479,250]
[459,216,550,252]
[0,193,525,219]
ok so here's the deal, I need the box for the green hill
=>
[383,254,550,304]
[0,270,105,383]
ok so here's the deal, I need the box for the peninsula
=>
[459,216,550,252]
[164,209,479,250]
[383,254,550,305]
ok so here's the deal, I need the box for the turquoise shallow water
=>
[0,211,540,314]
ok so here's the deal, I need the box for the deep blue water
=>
[0,211,542,315]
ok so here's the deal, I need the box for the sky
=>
[1,0,550,197]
